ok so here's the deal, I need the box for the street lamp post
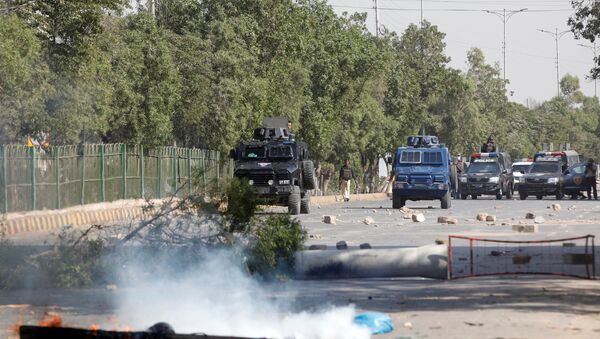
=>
[578,42,599,98]
[484,8,527,84]
[538,28,571,97]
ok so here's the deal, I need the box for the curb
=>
[1,193,389,236]
[1,207,148,237]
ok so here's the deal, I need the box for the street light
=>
[484,8,528,85]
[538,28,571,97]
[578,42,599,98]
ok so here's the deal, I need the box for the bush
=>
[247,215,306,278]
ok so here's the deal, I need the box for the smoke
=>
[114,250,370,339]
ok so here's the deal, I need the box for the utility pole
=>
[147,0,155,17]
[373,0,380,37]
[420,0,423,27]
[578,42,599,99]
[484,8,527,85]
[538,28,571,97]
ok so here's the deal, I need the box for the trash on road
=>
[353,312,395,335]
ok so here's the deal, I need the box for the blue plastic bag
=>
[353,311,394,335]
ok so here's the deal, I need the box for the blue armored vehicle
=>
[391,135,452,209]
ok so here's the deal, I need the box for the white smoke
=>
[114,250,371,339]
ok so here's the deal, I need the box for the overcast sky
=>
[328,0,595,106]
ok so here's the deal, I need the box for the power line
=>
[330,5,573,13]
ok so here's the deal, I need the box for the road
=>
[2,197,600,339]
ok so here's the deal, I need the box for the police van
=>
[533,151,579,168]
[391,135,452,209]
[459,152,513,200]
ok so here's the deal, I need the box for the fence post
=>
[140,145,145,198]
[172,147,177,195]
[80,145,86,205]
[2,145,7,214]
[55,147,60,209]
[202,151,207,191]
[216,151,220,189]
[157,149,162,199]
[187,148,192,195]
[121,144,127,199]
[100,144,105,202]
[30,147,36,210]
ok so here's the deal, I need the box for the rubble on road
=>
[322,215,336,224]
[363,217,375,225]
[512,224,538,233]
[525,213,535,219]
[486,215,497,222]
[476,213,488,221]
[447,218,458,224]
[534,216,545,224]
[551,203,561,211]
[412,213,425,222]
[437,216,449,224]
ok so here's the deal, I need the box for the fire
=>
[89,324,100,331]
[9,320,22,334]
[38,312,63,327]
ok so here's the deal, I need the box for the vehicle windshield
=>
[512,164,530,173]
[269,146,293,159]
[242,146,266,159]
[529,162,560,173]
[398,150,443,165]
[467,162,500,174]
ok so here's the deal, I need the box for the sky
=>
[327,0,596,106]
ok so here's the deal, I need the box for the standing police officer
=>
[585,159,598,200]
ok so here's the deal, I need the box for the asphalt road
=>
[2,197,600,339]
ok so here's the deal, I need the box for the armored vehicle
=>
[230,119,315,215]
[459,152,514,200]
[391,135,452,209]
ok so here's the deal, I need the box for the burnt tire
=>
[520,192,528,200]
[536,195,543,200]
[472,195,478,200]
[302,160,316,190]
[461,193,468,200]
[288,187,301,215]
[441,191,451,209]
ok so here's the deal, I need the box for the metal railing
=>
[0,144,233,214]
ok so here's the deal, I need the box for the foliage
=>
[247,215,306,278]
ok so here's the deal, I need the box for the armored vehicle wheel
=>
[461,193,468,200]
[300,196,310,214]
[472,195,478,200]
[302,161,316,190]
[441,191,451,209]
[288,186,301,215]
[536,195,543,200]
[520,192,528,200]
[496,187,503,200]
[506,185,513,199]
[556,190,564,200]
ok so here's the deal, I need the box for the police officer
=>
[585,159,597,200]
[481,135,496,152]
[339,159,355,202]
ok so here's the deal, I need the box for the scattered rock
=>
[525,213,535,219]
[363,217,375,225]
[547,213,556,217]
[551,203,561,211]
[435,238,446,245]
[323,215,336,224]
[316,204,322,209]
[568,205,576,211]
[534,216,545,224]
[372,209,377,213]
[437,216,449,224]
[501,222,508,226]
[336,241,348,250]
[486,215,497,222]
[308,234,322,239]
[404,322,413,329]
[512,224,538,233]
[399,206,414,214]
[412,213,425,222]
[447,218,458,225]
[403,214,412,219]
[309,244,327,250]
[359,243,372,249]
[486,222,496,226]
[476,213,488,221]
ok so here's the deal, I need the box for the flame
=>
[89,324,100,331]
[38,312,62,327]
[9,320,22,334]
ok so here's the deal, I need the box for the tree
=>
[0,14,50,144]
[569,1,600,78]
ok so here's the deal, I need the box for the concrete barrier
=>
[1,193,390,236]
[295,244,449,280]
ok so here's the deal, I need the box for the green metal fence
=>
[0,144,233,214]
